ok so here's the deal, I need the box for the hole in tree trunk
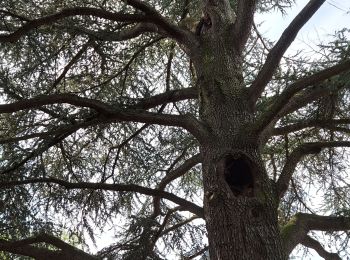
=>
[223,154,255,197]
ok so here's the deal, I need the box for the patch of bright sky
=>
[255,0,350,56]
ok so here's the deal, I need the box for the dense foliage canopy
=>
[0,0,350,259]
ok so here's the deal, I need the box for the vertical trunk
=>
[201,146,286,260]
[192,26,287,259]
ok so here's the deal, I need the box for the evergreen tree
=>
[0,0,350,259]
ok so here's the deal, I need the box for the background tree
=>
[0,0,350,259]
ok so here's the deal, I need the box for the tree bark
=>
[191,13,286,258]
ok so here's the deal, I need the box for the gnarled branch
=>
[0,7,148,43]
[281,213,350,255]
[254,60,350,133]
[0,5,196,46]
[248,0,326,106]
[276,141,350,199]
[0,177,204,218]
[300,235,341,260]
[0,93,207,141]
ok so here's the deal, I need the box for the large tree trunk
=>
[192,24,287,259]
[201,146,286,259]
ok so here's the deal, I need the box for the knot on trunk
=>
[220,153,256,197]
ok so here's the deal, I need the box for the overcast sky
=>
[255,0,350,55]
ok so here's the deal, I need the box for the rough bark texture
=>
[188,6,286,258]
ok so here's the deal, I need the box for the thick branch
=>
[0,131,54,144]
[276,84,336,118]
[281,213,350,255]
[0,234,97,260]
[276,141,350,199]
[249,0,326,105]
[160,216,199,236]
[0,7,148,43]
[0,94,115,114]
[0,94,207,140]
[300,235,341,260]
[233,0,257,53]
[254,60,350,133]
[0,5,195,46]
[0,178,204,218]
[272,119,350,136]
[123,0,195,44]
[260,83,347,142]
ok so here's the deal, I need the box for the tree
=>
[0,0,350,259]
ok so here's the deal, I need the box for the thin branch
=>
[276,141,350,199]
[252,22,270,52]
[48,40,91,93]
[300,235,341,260]
[152,153,202,216]
[184,246,209,260]
[0,177,204,218]
[281,213,350,255]
[103,102,169,181]
[290,179,315,214]
[123,0,194,43]
[160,216,199,236]
[148,206,184,254]
[131,87,197,110]
[0,115,118,174]
[249,0,326,106]
[1,127,77,174]
[233,0,257,53]
[90,37,162,91]
[0,9,30,21]
[253,60,350,133]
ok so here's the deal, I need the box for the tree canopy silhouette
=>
[0,0,350,259]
